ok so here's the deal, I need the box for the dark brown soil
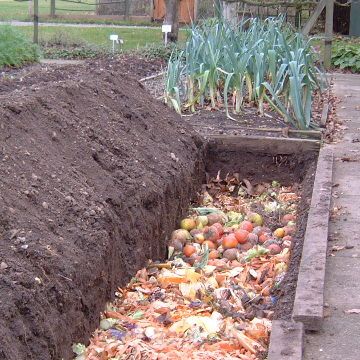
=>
[206,146,317,186]
[272,159,317,319]
[187,107,288,137]
[0,59,204,360]
[0,55,164,95]
[182,93,329,138]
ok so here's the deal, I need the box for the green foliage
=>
[165,17,326,130]
[17,25,173,52]
[136,42,181,61]
[0,25,40,68]
[40,31,111,59]
[43,46,109,60]
[332,41,360,73]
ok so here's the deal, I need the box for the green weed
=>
[0,25,40,68]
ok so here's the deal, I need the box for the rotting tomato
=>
[203,226,220,242]
[183,244,196,257]
[222,234,238,249]
[234,229,249,244]
[209,250,220,259]
[212,222,224,236]
[203,240,216,250]
[240,220,253,232]
[258,233,269,244]
[281,213,296,225]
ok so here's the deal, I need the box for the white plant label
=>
[109,34,123,53]
[162,25,172,46]
[162,25,172,33]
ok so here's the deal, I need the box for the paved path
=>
[0,20,160,29]
[304,73,360,359]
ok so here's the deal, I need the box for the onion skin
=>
[169,239,183,252]
[171,229,191,244]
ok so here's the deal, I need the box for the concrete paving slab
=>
[268,321,304,360]
[304,73,360,359]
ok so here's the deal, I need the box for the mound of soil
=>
[0,55,163,95]
[0,61,204,360]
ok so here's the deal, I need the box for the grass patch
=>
[0,25,40,67]
[0,0,94,21]
[18,26,167,50]
[11,25,188,60]
[0,0,156,26]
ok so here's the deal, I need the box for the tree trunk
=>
[164,0,180,42]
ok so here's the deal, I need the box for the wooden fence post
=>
[324,0,334,69]
[302,0,327,36]
[33,0,39,44]
[50,0,56,17]
[28,0,33,17]
[194,0,199,21]
[124,0,131,20]
[223,1,237,25]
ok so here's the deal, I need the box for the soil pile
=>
[0,61,204,360]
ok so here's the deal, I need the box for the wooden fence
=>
[152,0,196,23]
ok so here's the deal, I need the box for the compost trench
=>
[0,61,205,360]
[0,59,316,360]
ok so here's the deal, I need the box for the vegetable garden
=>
[165,17,326,130]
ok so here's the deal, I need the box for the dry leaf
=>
[331,245,346,252]
[345,309,360,314]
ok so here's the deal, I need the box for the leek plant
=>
[164,51,183,114]
[164,16,325,130]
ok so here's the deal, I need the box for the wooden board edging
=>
[292,146,334,330]
[207,135,321,155]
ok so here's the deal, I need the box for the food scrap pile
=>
[75,174,300,360]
